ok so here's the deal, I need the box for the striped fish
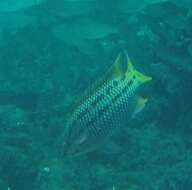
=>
[62,51,152,156]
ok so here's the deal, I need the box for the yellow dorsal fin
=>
[124,50,134,73]
[112,53,124,78]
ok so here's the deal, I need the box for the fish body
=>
[62,52,152,156]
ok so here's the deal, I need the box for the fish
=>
[53,18,117,40]
[53,18,118,54]
[61,51,152,156]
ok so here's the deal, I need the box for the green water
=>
[0,0,192,190]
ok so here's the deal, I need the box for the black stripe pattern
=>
[64,75,138,153]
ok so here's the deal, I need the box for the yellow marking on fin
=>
[112,53,124,78]
[124,50,152,83]
[135,70,152,83]
[132,96,148,118]
[137,96,148,106]
[124,50,134,73]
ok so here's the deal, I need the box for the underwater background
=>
[0,0,192,189]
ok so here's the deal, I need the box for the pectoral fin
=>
[132,96,148,118]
